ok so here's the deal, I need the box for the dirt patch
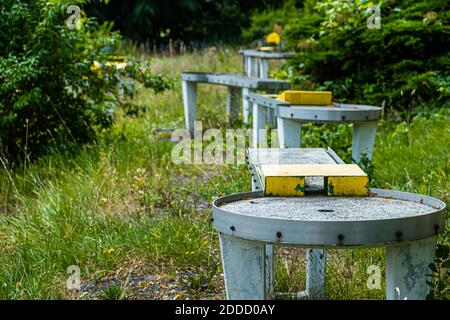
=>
[77,272,225,300]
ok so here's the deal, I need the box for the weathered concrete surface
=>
[219,196,435,221]
[248,148,336,166]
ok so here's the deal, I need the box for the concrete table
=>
[247,93,383,164]
[181,72,290,132]
[239,49,294,79]
[212,189,446,300]
[246,147,345,299]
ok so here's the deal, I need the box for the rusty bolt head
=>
[434,224,440,234]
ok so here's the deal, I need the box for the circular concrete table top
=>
[212,189,445,248]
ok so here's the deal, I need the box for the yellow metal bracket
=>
[276,90,332,106]
[259,164,368,197]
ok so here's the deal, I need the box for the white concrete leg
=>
[243,56,249,75]
[253,104,268,148]
[182,80,197,135]
[247,58,259,77]
[277,117,301,148]
[226,86,240,123]
[242,88,252,125]
[219,233,268,300]
[267,109,277,129]
[265,244,275,299]
[245,57,252,77]
[306,248,327,299]
[352,121,378,164]
[259,59,270,79]
[386,236,437,300]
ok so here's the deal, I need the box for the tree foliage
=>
[0,0,171,162]
[246,0,450,111]
[286,0,450,110]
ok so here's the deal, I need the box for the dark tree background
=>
[86,0,284,46]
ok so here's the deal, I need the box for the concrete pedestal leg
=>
[182,80,197,135]
[219,233,268,300]
[306,248,327,299]
[226,87,240,123]
[277,117,302,148]
[247,58,259,77]
[385,236,437,300]
[265,244,275,299]
[266,109,277,129]
[243,56,249,75]
[259,59,270,79]
[352,121,378,164]
[253,104,268,148]
[242,88,252,125]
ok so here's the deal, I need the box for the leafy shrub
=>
[0,0,171,162]
[279,0,450,111]
[428,239,450,300]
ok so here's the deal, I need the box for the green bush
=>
[0,0,171,162]
[280,0,450,111]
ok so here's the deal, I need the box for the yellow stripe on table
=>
[276,90,332,106]
[259,164,369,197]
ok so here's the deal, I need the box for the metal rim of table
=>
[181,72,291,90]
[239,49,295,59]
[212,188,446,248]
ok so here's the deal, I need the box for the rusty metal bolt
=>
[434,224,440,234]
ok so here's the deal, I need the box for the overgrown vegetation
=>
[0,0,171,162]
[0,50,448,299]
[0,0,448,300]
[245,0,450,111]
